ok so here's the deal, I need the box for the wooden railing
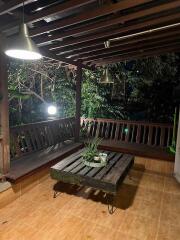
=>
[10,117,75,159]
[81,118,173,148]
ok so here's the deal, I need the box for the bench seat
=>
[6,142,83,183]
[83,139,174,161]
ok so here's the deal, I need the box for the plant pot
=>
[83,159,107,168]
[94,156,100,161]
[99,153,107,163]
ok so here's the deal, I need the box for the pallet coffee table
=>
[50,148,134,214]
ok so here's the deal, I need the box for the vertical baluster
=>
[14,131,22,157]
[160,127,165,147]
[110,122,114,139]
[131,124,135,142]
[95,121,100,138]
[89,121,95,137]
[142,125,146,144]
[91,121,96,137]
[101,121,106,138]
[148,126,153,146]
[42,125,49,147]
[167,127,171,147]
[55,121,60,143]
[120,124,124,141]
[33,125,42,150]
[136,124,141,143]
[72,118,75,137]
[105,122,110,139]
[24,128,32,152]
[28,127,37,151]
[154,127,158,146]
[69,119,73,137]
[98,122,102,138]
[20,130,27,153]
[86,121,91,137]
[114,123,120,140]
[125,124,130,142]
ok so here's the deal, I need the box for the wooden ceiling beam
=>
[0,0,33,15]
[26,0,96,25]
[84,42,180,63]
[88,44,180,66]
[49,26,180,53]
[61,31,180,59]
[49,39,104,52]
[93,46,180,66]
[0,0,96,31]
[43,11,180,48]
[40,48,94,71]
[33,0,180,44]
[30,0,153,37]
[71,36,180,61]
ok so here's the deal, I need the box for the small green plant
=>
[80,125,88,138]
[167,107,178,155]
[83,138,102,162]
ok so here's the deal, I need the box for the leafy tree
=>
[7,53,180,126]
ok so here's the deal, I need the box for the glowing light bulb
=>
[47,105,57,115]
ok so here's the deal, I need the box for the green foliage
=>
[83,138,102,162]
[7,53,180,126]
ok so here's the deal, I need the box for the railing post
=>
[0,50,10,174]
[174,106,180,183]
[75,64,82,142]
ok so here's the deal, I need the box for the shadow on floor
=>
[53,164,145,211]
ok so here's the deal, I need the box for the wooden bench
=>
[51,148,134,214]
[81,118,174,161]
[6,118,83,182]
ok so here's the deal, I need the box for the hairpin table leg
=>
[106,194,116,214]
[53,191,61,198]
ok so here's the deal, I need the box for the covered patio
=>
[0,0,180,240]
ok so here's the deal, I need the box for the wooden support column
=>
[75,64,82,142]
[174,106,180,183]
[0,50,10,174]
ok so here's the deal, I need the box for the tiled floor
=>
[0,167,180,240]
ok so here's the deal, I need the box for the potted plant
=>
[83,138,107,167]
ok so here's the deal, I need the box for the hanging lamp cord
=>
[22,0,25,24]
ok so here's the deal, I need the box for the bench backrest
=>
[81,118,173,148]
[10,117,75,160]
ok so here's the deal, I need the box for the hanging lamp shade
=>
[5,23,42,60]
[100,67,114,84]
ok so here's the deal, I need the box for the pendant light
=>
[5,1,42,60]
[99,41,113,84]
[100,67,114,84]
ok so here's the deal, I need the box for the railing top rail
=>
[10,117,75,130]
[81,117,173,128]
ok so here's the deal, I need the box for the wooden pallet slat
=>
[51,148,134,195]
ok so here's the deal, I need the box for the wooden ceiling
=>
[1,0,180,69]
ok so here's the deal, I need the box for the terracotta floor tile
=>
[127,197,161,220]
[164,176,180,195]
[160,192,180,226]
[157,222,180,240]
[120,213,158,240]
[0,171,179,240]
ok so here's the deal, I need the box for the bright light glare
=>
[5,50,42,60]
[47,105,57,115]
